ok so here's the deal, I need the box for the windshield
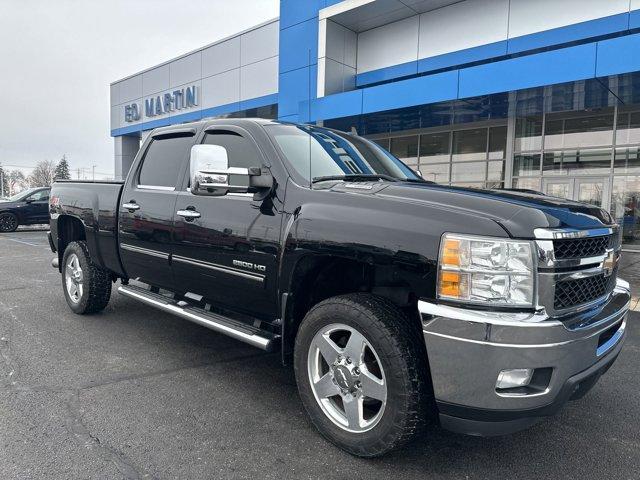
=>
[265,124,421,184]
[4,188,38,202]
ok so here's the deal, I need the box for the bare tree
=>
[28,160,57,187]
[8,170,27,195]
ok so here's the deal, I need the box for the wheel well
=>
[56,216,86,268]
[282,256,420,363]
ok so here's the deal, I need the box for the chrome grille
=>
[554,274,612,310]
[553,235,611,260]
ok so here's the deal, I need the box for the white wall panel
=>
[508,0,629,38]
[142,65,170,96]
[632,0,640,11]
[118,76,142,104]
[110,105,120,130]
[240,57,278,100]
[110,83,119,107]
[240,21,279,66]
[357,15,419,73]
[202,37,241,77]
[201,69,240,108]
[418,0,509,58]
[170,52,202,88]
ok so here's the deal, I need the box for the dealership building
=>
[111,0,640,249]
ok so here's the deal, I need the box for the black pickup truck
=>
[48,119,630,457]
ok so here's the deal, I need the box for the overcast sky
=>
[0,0,278,179]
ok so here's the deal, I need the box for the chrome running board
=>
[118,284,277,351]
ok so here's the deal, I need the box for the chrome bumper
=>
[419,278,630,434]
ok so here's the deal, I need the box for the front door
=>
[118,131,196,291]
[542,177,610,209]
[171,126,282,320]
[24,188,51,223]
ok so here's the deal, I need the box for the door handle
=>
[122,202,140,212]
[177,209,201,221]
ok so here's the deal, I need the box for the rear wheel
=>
[62,241,112,314]
[0,213,18,232]
[294,293,432,457]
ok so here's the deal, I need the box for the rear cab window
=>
[138,132,196,189]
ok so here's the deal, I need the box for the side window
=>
[31,189,50,201]
[203,131,262,169]
[138,133,195,188]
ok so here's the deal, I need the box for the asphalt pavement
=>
[1,229,639,480]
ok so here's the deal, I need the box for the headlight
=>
[437,233,535,307]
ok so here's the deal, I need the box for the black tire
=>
[0,213,18,232]
[61,241,112,314]
[294,293,432,457]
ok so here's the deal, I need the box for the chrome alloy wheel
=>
[65,253,84,304]
[307,323,387,433]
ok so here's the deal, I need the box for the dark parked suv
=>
[0,187,51,232]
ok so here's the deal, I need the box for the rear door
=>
[118,129,196,290]
[171,126,282,319]
[24,188,50,223]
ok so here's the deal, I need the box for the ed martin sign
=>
[124,85,198,123]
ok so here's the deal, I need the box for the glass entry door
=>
[542,177,610,209]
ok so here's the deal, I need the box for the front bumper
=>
[420,278,630,436]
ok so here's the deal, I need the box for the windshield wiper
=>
[311,174,399,184]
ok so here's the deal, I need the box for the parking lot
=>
[0,229,639,480]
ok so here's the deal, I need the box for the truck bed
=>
[50,180,126,277]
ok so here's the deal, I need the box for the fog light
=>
[496,368,533,389]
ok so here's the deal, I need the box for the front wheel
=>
[0,213,18,232]
[62,241,112,314]
[294,293,432,457]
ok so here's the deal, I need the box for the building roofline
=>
[110,16,279,85]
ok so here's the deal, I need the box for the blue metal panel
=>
[418,41,508,75]
[631,9,640,29]
[279,18,319,74]
[279,0,325,29]
[308,89,363,121]
[356,61,418,87]
[596,33,640,77]
[239,93,279,111]
[278,65,317,118]
[362,70,459,115]
[459,43,597,98]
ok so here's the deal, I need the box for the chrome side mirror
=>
[189,144,273,199]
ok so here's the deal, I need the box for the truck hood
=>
[367,182,615,238]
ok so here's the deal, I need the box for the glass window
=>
[452,129,487,162]
[616,111,640,145]
[513,154,541,176]
[542,149,611,175]
[390,136,419,164]
[450,182,484,189]
[138,133,195,187]
[546,182,571,199]
[544,109,614,149]
[451,161,486,182]
[576,180,604,207]
[488,126,507,160]
[512,177,541,192]
[514,116,542,152]
[29,189,50,201]
[372,138,390,150]
[614,147,640,174]
[204,131,262,169]
[419,163,450,183]
[265,124,420,182]
[419,132,450,163]
[611,176,640,247]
